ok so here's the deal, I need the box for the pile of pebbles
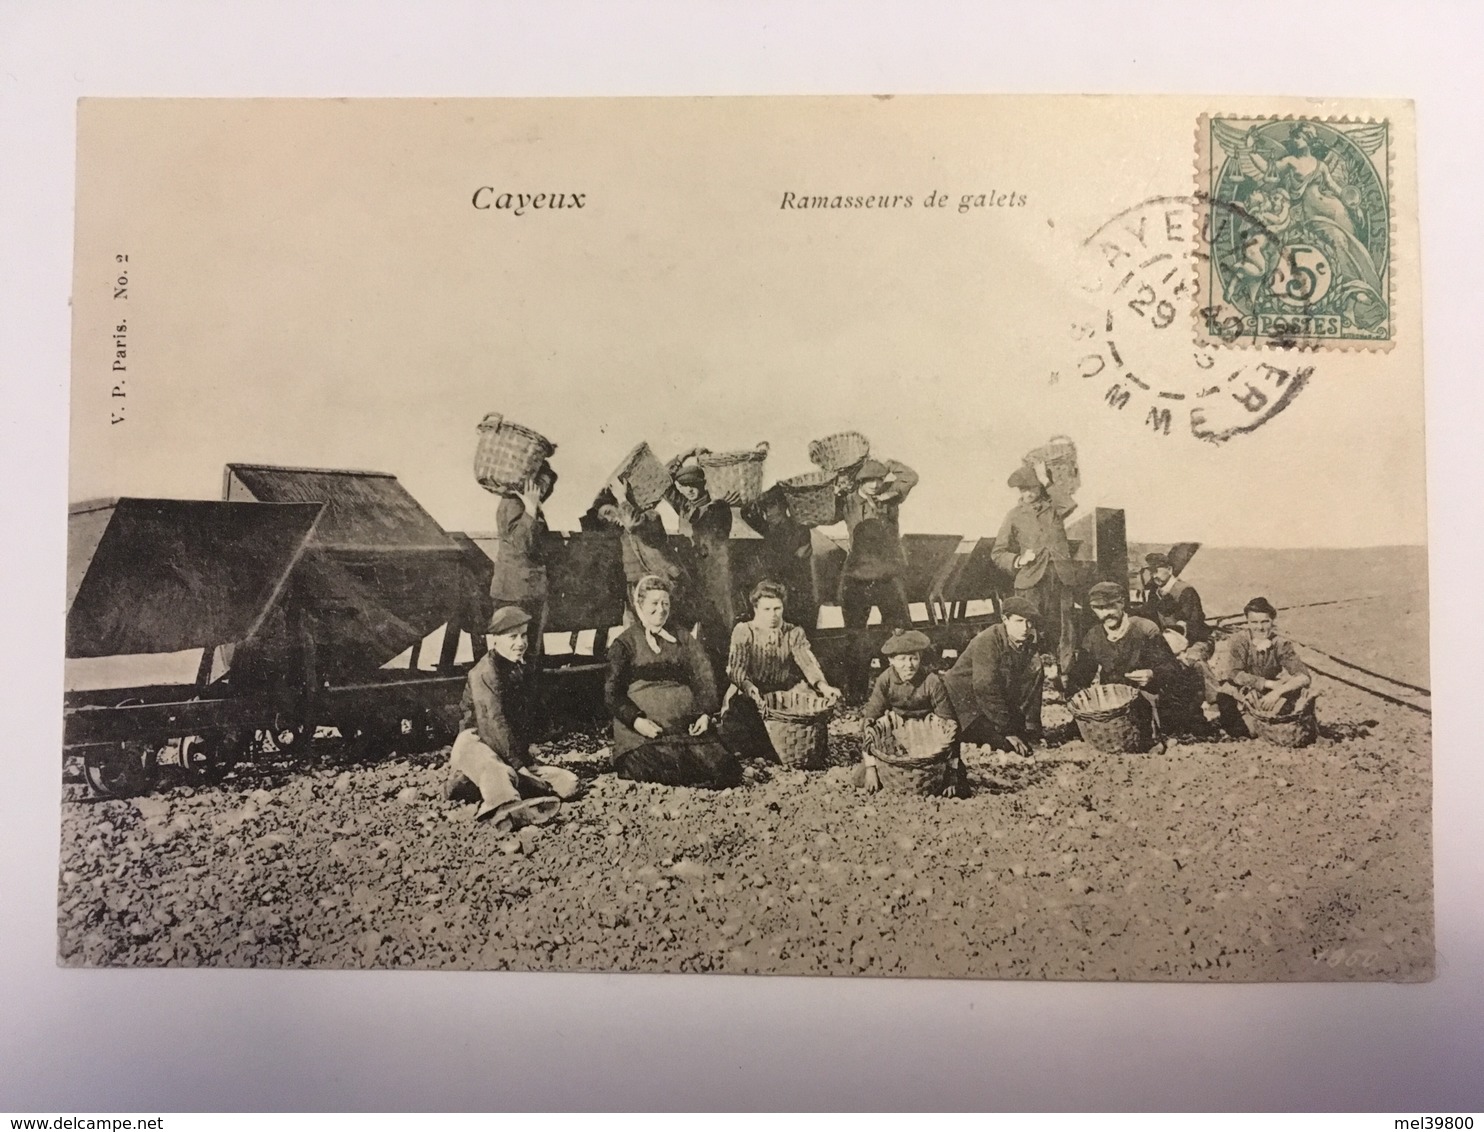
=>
[57,680,1432,980]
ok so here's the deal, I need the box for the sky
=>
[67,96,1426,548]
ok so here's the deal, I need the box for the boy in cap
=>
[943,596,1046,757]
[446,605,584,829]
[858,629,960,794]
[991,460,1079,676]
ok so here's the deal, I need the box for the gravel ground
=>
[56,667,1432,980]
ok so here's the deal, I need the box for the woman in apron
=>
[604,574,743,788]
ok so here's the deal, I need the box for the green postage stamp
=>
[1198,115,1392,349]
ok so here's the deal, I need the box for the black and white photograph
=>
[54,94,1432,982]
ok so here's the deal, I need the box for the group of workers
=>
[445,445,1315,833]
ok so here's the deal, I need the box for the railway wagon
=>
[64,463,1131,796]
[63,467,491,796]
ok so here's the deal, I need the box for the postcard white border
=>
[3,0,1482,1112]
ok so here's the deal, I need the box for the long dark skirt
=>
[716,695,779,762]
[614,735,743,788]
[612,678,743,789]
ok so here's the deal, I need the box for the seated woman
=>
[1214,596,1315,737]
[604,574,744,788]
[858,630,961,796]
[720,580,840,759]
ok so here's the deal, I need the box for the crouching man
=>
[1066,580,1206,739]
[942,596,1046,758]
[1214,596,1315,737]
[446,605,584,829]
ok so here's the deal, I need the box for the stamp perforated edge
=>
[1193,112,1396,354]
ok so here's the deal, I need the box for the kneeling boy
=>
[858,629,960,795]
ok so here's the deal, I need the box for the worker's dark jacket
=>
[1065,616,1182,697]
[668,490,735,632]
[488,494,548,604]
[942,622,1044,741]
[615,500,685,586]
[991,495,1076,591]
[1148,578,1209,644]
[741,501,815,611]
[458,652,534,768]
[862,667,956,724]
[834,458,919,582]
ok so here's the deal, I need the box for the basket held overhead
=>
[696,441,770,504]
[611,441,672,511]
[808,431,870,473]
[474,412,556,494]
[1023,434,1080,511]
[777,470,839,527]
[759,687,833,769]
[1068,682,1155,754]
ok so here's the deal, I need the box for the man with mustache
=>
[1065,580,1183,712]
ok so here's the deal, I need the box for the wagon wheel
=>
[256,715,307,755]
[414,704,462,750]
[177,730,246,785]
[83,741,156,799]
[337,714,405,760]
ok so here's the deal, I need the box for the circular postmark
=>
[1052,194,1314,445]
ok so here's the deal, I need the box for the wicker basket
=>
[1252,699,1318,748]
[474,413,557,493]
[777,470,839,527]
[696,442,770,504]
[872,714,957,795]
[612,441,672,511]
[1069,682,1155,754]
[760,688,833,769]
[808,431,871,473]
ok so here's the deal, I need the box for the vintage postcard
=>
[61,96,1429,980]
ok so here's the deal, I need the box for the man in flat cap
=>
[942,596,1047,757]
[445,605,584,829]
[1143,550,1209,651]
[1213,596,1314,737]
[1066,581,1205,736]
[831,452,920,698]
[991,460,1079,677]
[858,629,959,794]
